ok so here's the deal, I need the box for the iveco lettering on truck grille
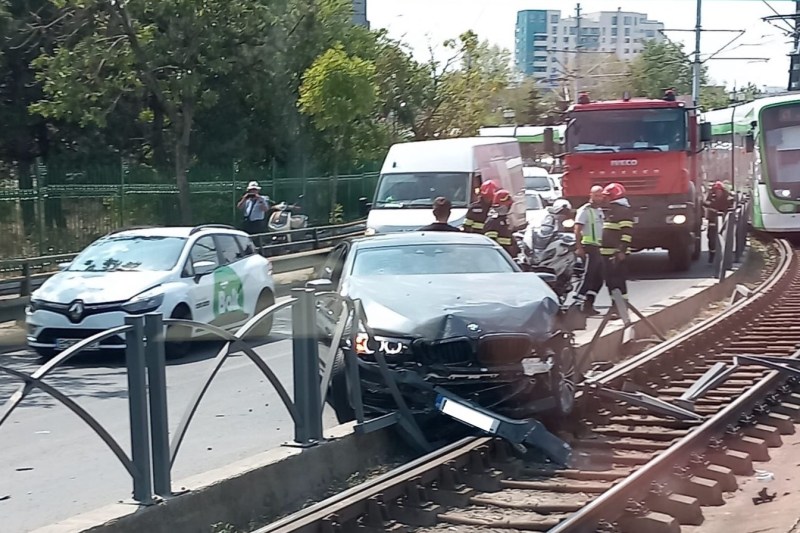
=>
[561,90,712,271]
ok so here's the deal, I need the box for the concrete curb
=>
[32,424,401,533]
[31,251,759,533]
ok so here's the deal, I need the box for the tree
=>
[700,85,730,111]
[629,40,698,99]
[298,44,377,211]
[579,53,632,101]
[30,0,276,224]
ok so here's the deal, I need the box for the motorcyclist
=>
[703,181,734,264]
[573,185,605,315]
[462,179,498,234]
[545,198,574,232]
[600,182,634,304]
[484,189,520,258]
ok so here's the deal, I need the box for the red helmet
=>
[479,180,499,201]
[712,181,724,191]
[493,189,513,208]
[603,182,627,201]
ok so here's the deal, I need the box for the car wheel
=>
[166,306,193,359]
[327,348,355,424]
[250,290,275,339]
[550,343,576,417]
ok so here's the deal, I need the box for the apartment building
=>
[353,0,369,27]
[515,8,665,87]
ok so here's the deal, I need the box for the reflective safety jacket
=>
[484,212,519,257]
[575,203,604,246]
[600,200,634,256]
[462,198,490,233]
[703,188,734,214]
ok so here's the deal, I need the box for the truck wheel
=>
[691,232,702,261]
[669,235,693,272]
[327,348,355,424]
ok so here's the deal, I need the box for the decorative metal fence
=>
[0,158,381,258]
[0,288,349,503]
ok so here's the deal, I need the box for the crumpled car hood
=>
[342,273,560,342]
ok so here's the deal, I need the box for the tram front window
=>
[762,105,800,194]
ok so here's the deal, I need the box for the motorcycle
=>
[268,195,308,243]
[516,212,578,304]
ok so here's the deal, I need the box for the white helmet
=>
[551,198,572,215]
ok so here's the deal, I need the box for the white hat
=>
[247,181,261,190]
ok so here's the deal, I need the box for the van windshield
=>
[374,172,472,208]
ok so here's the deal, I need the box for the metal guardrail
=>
[711,194,750,283]
[0,288,355,503]
[0,220,365,323]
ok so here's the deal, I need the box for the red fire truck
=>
[560,90,711,271]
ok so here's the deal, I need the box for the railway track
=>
[258,238,798,533]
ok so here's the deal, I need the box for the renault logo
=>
[68,300,85,322]
[467,323,480,332]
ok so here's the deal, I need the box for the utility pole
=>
[790,0,800,90]
[574,2,582,99]
[692,0,702,106]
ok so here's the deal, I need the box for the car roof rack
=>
[106,225,157,236]
[189,224,237,235]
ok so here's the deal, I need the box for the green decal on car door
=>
[212,266,247,325]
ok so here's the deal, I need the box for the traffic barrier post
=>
[124,315,154,503]
[291,288,323,445]
[144,313,172,497]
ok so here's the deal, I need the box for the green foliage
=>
[328,203,344,224]
[299,45,377,133]
[629,40,700,98]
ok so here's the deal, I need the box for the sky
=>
[366,0,798,91]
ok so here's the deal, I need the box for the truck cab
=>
[561,91,706,271]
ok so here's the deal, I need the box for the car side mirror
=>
[745,132,755,153]
[699,122,712,143]
[192,260,216,281]
[306,278,334,292]
[358,197,371,218]
[58,262,72,271]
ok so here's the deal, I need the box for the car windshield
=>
[525,176,551,191]
[566,108,686,152]
[68,235,187,272]
[526,194,544,210]
[351,244,514,276]
[762,104,800,186]
[374,172,472,208]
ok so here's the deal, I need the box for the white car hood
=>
[34,271,169,304]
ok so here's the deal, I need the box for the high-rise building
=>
[515,8,665,88]
[353,0,369,27]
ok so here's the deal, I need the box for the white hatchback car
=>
[26,225,276,359]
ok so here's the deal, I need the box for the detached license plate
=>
[55,338,100,351]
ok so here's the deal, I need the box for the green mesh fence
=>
[0,158,381,258]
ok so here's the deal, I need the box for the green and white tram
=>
[702,93,800,233]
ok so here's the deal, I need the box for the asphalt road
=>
[0,246,719,532]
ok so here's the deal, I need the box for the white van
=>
[365,138,526,235]
[523,166,560,204]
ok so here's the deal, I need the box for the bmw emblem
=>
[68,300,85,322]
[467,323,480,332]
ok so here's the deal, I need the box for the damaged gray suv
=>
[312,232,577,431]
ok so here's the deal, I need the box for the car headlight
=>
[121,288,165,314]
[775,189,792,198]
[354,332,411,357]
[667,214,687,225]
[365,227,376,236]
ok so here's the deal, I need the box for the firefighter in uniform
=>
[462,179,498,234]
[573,185,605,315]
[703,181,734,264]
[484,189,520,258]
[600,182,634,303]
